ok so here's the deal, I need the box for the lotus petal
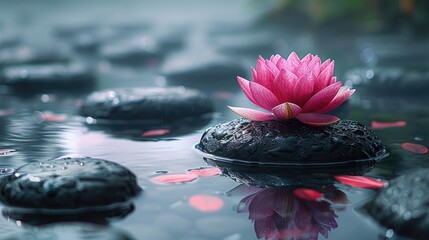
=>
[151,173,198,184]
[188,167,222,177]
[265,59,279,77]
[228,106,275,121]
[270,54,282,64]
[401,142,428,154]
[287,52,300,67]
[237,76,257,104]
[251,67,258,82]
[371,120,406,129]
[320,59,331,71]
[272,102,302,120]
[302,81,342,113]
[189,194,224,212]
[334,175,387,189]
[296,113,339,127]
[315,61,335,92]
[272,69,297,103]
[293,74,314,107]
[317,87,355,113]
[249,81,279,110]
[293,188,323,202]
[256,59,274,89]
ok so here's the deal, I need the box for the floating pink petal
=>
[0,149,16,156]
[334,175,386,189]
[232,53,354,127]
[293,188,323,202]
[142,129,170,137]
[228,106,275,121]
[42,112,67,122]
[371,121,406,129]
[188,167,222,177]
[151,173,198,184]
[0,109,14,117]
[189,194,224,212]
[296,113,339,127]
[401,142,428,154]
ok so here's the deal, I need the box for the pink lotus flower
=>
[228,52,355,126]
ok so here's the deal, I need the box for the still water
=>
[0,0,428,239]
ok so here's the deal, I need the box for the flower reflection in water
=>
[231,185,348,240]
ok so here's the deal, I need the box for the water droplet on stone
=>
[79,162,85,166]
[61,166,67,170]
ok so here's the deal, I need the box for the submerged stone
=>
[0,47,69,68]
[197,118,387,165]
[0,156,141,209]
[80,87,213,122]
[0,63,95,91]
[365,169,429,239]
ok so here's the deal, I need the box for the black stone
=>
[0,156,141,209]
[365,169,429,239]
[196,118,387,165]
[99,36,162,65]
[345,67,429,95]
[0,63,95,91]
[0,47,69,68]
[161,53,247,89]
[80,87,213,122]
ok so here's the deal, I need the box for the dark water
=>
[1,1,428,239]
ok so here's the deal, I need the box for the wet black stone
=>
[0,47,69,68]
[80,87,213,122]
[0,63,95,91]
[365,169,429,240]
[161,54,247,88]
[0,157,141,209]
[99,36,163,65]
[345,67,429,95]
[197,118,387,165]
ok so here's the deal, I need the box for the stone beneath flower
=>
[365,169,429,239]
[196,118,387,165]
[229,52,355,126]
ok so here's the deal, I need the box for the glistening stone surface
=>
[0,157,141,209]
[365,169,429,239]
[80,87,213,121]
[0,63,95,90]
[197,118,386,164]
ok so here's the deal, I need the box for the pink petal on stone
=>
[272,69,297,103]
[302,82,342,113]
[401,143,428,154]
[151,173,198,184]
[293,75,314,107]
[371,121,406,129]
[296,113,340,127]
[237,76,257,105]
[315,61,335,92]
[293,188,323,202]
[228,106,275,121]
[249,81,279,110]
[142,129,170,137]
[189,194,224,212]
[256,59,274,89]
[317,87,355,113]
[272,102,302,120]
[188,167,222,177]
[334,175,387,189]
